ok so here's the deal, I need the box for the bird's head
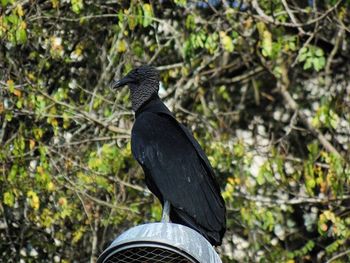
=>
[111,65,160,112]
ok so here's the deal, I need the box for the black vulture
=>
[111,65,226,246]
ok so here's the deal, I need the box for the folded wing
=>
[131,112,226,245]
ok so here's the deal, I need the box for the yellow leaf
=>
[27,191,40,210]
[219,31,234,53]
[117,39,127,53]
[51,0,59,8]
[324,210,336,222]
[37,166,44,175]
[47,182,55,191]
[72,227,85,244]
[257,22,273,57]
[243,17,253,29]
[4,192,15,207]
[262,30,273,56]
[51,118,58,127]
[7,79,14,93]
[16,5,24,17]
[41,208,54,228]
[20,21,27,29]
[13,89,21,97]
[227,177,235,185]
[143,4,152,14]
[29,139,36,150]
[27,72,36,81]
[142,3,154,27]
[58,197,67,206]
[34,128,43,139]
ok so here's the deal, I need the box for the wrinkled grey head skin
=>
[111,65,160,112]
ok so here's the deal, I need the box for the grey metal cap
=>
[97,222,222,263]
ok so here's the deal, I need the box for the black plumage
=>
[111,65,226,245]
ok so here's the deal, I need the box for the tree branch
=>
[233,191,350,206]
[326,249,350,263]
[37,89,130,135]
[279,87,342,158]
[278,67,342,158]
[252,0,342,29]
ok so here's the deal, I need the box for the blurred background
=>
[0,0,349,262]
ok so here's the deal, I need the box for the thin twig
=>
[50,153,138,213]
[58,135,130,146]
[281,0,305,34]
[48,147,147,193]
[252,0,342,28]
[156,62,184,71]
[326,249,350,263]
[277,66,342,157]
[37,89,130,135]
[325,28,344,75]
[280,87,342,157]
[233,192,350,205]
[91,21,126,112]
[218,66,265,84]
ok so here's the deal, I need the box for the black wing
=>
[131,111,226,244]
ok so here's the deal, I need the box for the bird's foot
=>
[161,200,171,223]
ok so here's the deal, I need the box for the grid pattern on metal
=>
[104,246,195,263]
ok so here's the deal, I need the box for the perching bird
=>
[111,65,226,246]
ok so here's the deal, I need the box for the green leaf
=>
[317,57,326,70]
[174,0,186,6]
[7,79,14,93]
[220,31,234,53]
[300,47,308,54]
[3,191,15,207]
[303,59,312,70]
[128,8,138,30]
[315,48,324,57]
[16,28,27,44]
[1,0,9,7]
[71,0,83,14]
[142,4,153,27]
[298,52,308,62]
[16,99,22,108]
[256,173,265,185]
[185,15,195,30]
[8,165,18,182]
[7,14,19,25]
[261,30,273,57]
[117,10,124,27]
[5,113,13,121]
[307,142,319,159]
[329,110,339,129]
[117,39,127,53]
[306,178,316,192]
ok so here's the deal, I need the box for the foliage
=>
[1,0,350,262]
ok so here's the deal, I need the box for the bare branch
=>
[281,0,306,34]
[252,0,342,29]
[233,192,350,206]
[37,89,130,135]
[326,249,350,263]
[325,28,344,75]
[277,66,342,158]
[279,87,342,158]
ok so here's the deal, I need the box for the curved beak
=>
[110,76,134,89]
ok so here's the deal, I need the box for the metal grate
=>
[97,223,221,263]
[105,246,195,263]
